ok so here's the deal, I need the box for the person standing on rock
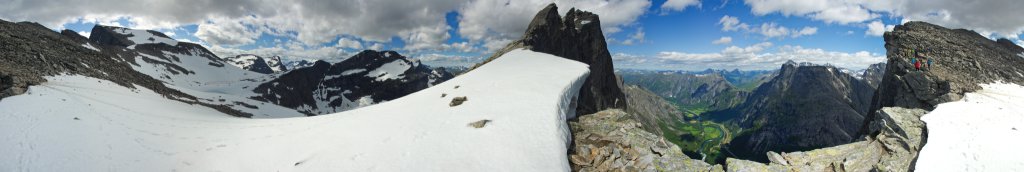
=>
[929,58,937,69]
[915,58,922,70]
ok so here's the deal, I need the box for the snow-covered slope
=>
[0,49,589,171]
[915,83,1024,171]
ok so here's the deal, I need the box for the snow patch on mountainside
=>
[342,68,367,76]
[365,60,412,82]
[81,43,100,52]
[228,55,260,69]
[111,27,178,48]
[0,49,588,171]
[916,82,1024,171]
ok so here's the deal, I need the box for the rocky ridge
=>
[868,21,1024,113]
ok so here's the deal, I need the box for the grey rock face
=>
[569,109,723,172]
[860,21,1024,136]
[476,3,626,117]
[863,62,886,89]
[720,62,876,162]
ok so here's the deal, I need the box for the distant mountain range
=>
[619,69,774,112]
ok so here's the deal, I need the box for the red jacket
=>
[915,60,921,69]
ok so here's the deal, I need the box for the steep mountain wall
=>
[474,3,626,117]
[720,61,876,162]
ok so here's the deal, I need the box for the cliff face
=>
[720,61,876,162]
[860,21,1024,136]
[477,3,626,116]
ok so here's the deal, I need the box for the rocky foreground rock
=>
[725,107,926,172]
[476,3,626,117]
[570,109,723,172]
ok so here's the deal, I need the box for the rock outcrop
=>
[860,21,1024,136]
[717,61,876,162]
[476,3,626,116]
[724,107,926,172]
[569,109,723,172]
[250,50,453,115]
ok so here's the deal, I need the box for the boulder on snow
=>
[467,119,490,128]
[449,96,467,107]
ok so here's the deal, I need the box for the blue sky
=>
[7,0,1023,70]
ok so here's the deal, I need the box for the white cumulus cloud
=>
[865,20,895,36]
[712,36,732,44]
[336,38,363,50]
[660,0,701,14]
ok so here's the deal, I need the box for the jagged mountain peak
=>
[476,3,626,117]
